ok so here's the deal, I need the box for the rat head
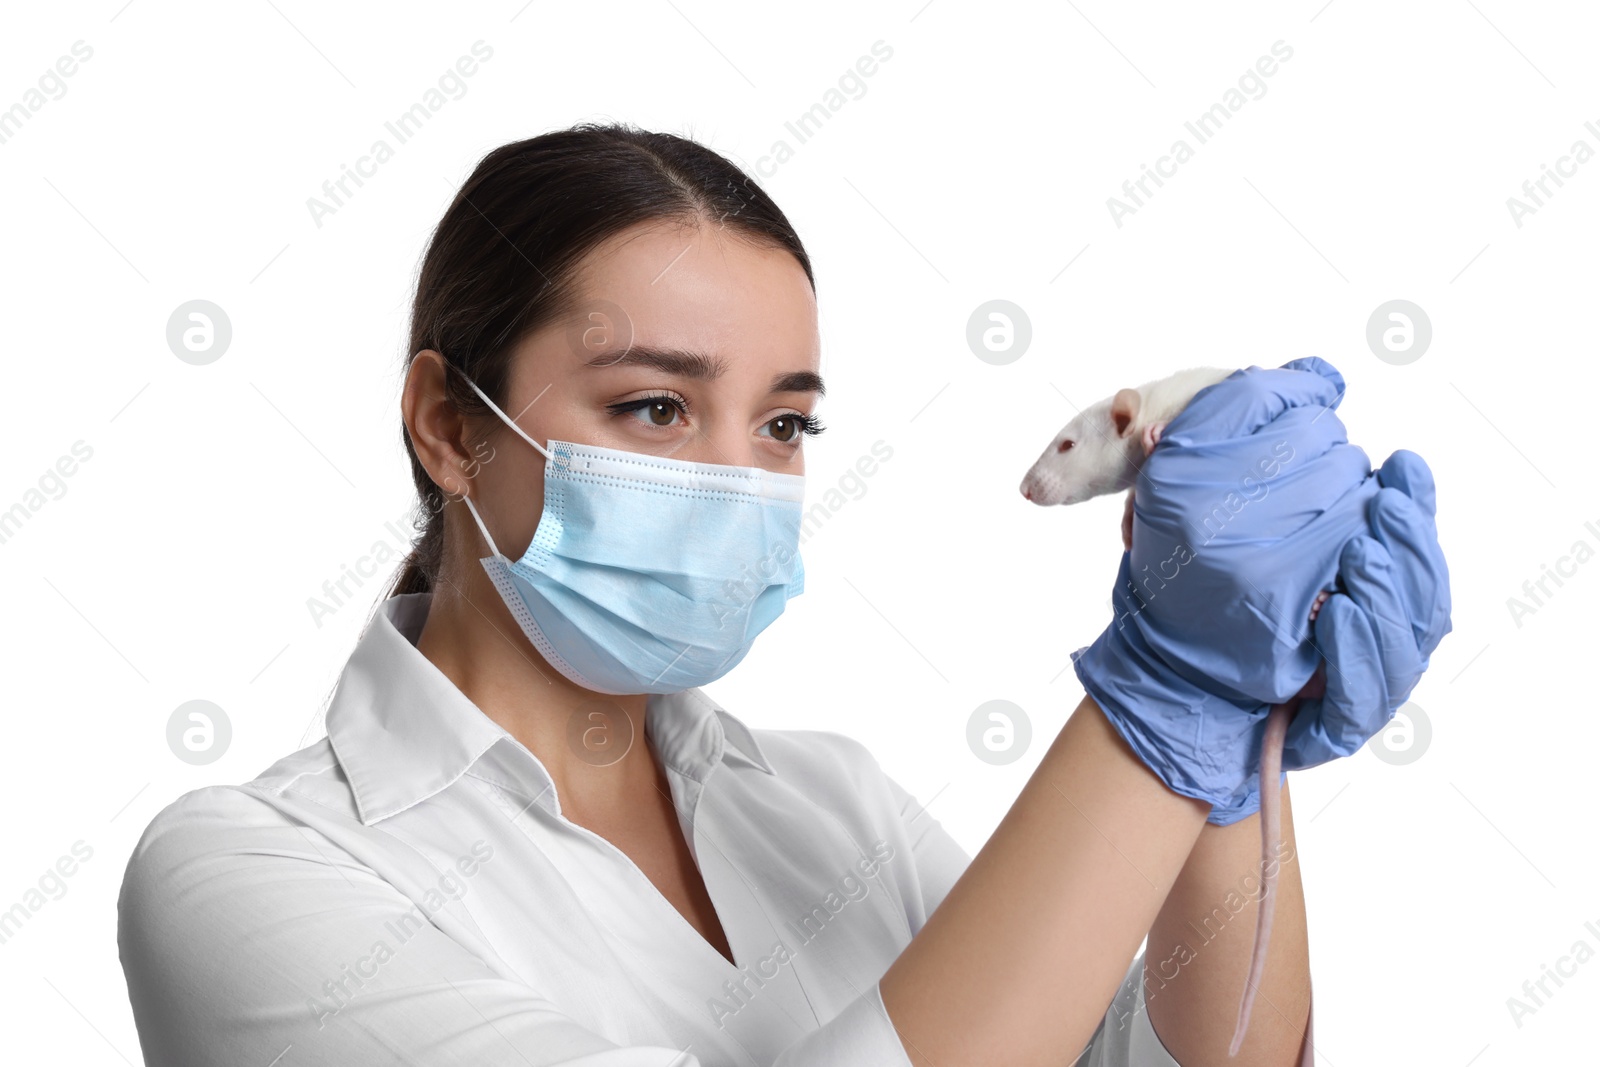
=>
[1019,387,1145,506]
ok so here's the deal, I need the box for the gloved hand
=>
[1284,449,1450,763]
[1071,358,1451,824]
[1207,449,1453,822]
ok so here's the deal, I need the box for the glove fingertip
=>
[1309,592,1392,741]
[1279,356,1345,399]
[1339,531,1395,580]
[1377,449,1439,516]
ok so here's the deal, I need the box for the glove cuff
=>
[1204,770,1288,826]
[1072,627,1263,811]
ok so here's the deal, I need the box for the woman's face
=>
[437,219,823,561]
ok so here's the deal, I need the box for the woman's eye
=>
[766,415,802,443]
[638,400,680,427]
[608,396,686,427]
[760,412,822,443]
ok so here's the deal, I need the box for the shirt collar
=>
[324,592,775,826]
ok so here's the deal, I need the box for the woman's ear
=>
[1110,388,1141,437]
[402,351,476,499]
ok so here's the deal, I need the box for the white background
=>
[2,1,1596,1063]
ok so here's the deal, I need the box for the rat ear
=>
[1110,388,1141,437]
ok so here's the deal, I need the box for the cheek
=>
[468,443,548,539]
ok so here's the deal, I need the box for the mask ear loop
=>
[462,376,556,462]
[453,372,559,562]
[461,495,505,562]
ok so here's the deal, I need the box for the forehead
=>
[563,220,819,375]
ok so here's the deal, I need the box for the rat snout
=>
[1019,467,1067,507]
[1019,471,1041,504]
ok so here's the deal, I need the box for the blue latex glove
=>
[1072,358,1450,824]
[1208,450,1453,821]
[1284,448,1451,764]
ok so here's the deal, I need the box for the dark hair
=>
[386,123,815,598]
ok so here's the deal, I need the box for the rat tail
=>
[1229,700,1292,1057]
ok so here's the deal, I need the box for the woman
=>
[118,124,1450,1066]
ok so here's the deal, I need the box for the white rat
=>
[1020,366,1328,1057]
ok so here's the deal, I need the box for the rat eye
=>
[1057,439,1075,453]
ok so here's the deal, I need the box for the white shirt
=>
[118,592,1184,1066]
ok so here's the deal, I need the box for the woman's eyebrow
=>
[771,370,825,397]
[583,345,725,378]
[584,345,825,397]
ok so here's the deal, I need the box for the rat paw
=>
[1140,421,1167,458]
[1308,589,1330,622]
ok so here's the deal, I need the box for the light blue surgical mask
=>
[459,377,806,695]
